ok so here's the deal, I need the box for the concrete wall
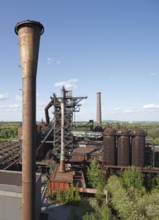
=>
[0,170,41,220]
[0,184,22,220]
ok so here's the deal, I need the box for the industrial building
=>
[0,19,159,220]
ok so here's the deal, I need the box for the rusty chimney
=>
[60,87,65,172]
[96,92,102,126]
[15,20,44,220]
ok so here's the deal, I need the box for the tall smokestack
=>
[15,20,44,220]
[96,92,102,126]
[60,87,65,172]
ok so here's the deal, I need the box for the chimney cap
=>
[15,20,44,35]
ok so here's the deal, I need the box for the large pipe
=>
[15,20,44,220]
[60,87,65,172]
[96,92,102,126]
[45,99,53,125]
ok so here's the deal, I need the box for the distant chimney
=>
[96,92,102,126]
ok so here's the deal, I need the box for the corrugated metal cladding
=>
[49,182,70,193]
[117,128,130,166]
[0,170,41,220]
[131,128,146,167]
[103,128,116,165]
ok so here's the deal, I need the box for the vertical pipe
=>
[15,20,44,220]
[60,88,65,172]
[96,92,102,126]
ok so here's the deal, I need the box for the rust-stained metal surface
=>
[50,164,73,183]
[104,165,159,173]
[49,181,70,192]
[15,20,44,220]
[131,136,145,167]
[60,89,65,173]
[49,164,73,192]
[79,188,97,194]
[116,128,130,166]
[73,147,98,154]
[103,127,116,165]
[130,128,146,167]
[71,147,101,162]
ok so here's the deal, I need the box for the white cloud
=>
[54,79,78,89]
[47,57,54,64]
[0,93,10,100]
[0,103,21,121]
[109,107,144,115]
[7,104,20,111]
[124,108,142,113]
[47,57,61,65]
[143,104,159,110]
[0,104,21,112]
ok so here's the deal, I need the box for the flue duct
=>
[96,92,102,126]
[15,20,44,220]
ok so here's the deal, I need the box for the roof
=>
[50,164,73,183]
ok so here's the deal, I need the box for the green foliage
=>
[147,129,159,140]
[87,160,106,205]
[74,187,82,203]
[106,170,159,220]
[48,166,53,176]
[100,205,114,220]
[0,122,19,140]
[64,184,75,203]
[151,176,159,193]
[107,175,134,219]
[122,166,146,194]
[82,212,97,220]
[82,198,114,220]
[56,190,64,204]
[48,184,82,205]
[95,183,105,204]
[154,138,159,145]
[87,159,105,189]
[81,165,159,220]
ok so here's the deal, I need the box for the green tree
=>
[82,212,97,220]
[106,171,159,220]
[82,199,115,220]
[122,166,146,194]
[107,175,134,219]
[87,159,105,189]
[64,184,75,203]
[74,186,81,203]
[56,190,64,204]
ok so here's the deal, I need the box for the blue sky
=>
[0,0,159,122]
